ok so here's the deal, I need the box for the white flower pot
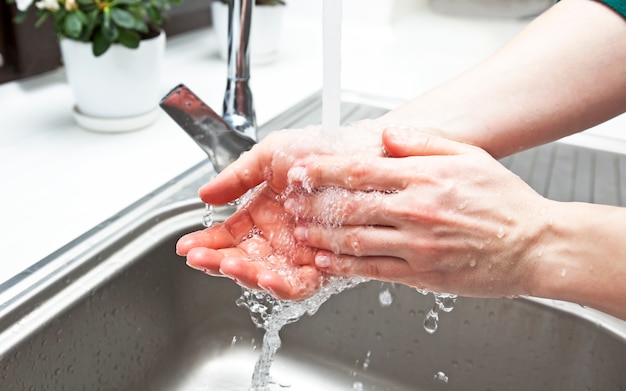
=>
[60,30,166,132]
[211,2,285,65]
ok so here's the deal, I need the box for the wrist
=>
[529,201,626,318]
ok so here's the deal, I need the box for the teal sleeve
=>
[600,0,626,18]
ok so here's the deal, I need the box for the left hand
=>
[284,128,554,299]
[176,183,322,300]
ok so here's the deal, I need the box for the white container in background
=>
[211,1,286,65]
[60,30,165,132]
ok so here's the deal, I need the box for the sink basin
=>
[1,92,625,390]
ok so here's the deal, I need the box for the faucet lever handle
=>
[160,84,256,173]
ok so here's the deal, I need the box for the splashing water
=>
[423,292,458,334]
[224,179,461,388]
[237,277,366,390]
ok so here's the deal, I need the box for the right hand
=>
[197,121,387,205]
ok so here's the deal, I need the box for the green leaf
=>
[80,9,99,40]
[101,8,119,41]
[74,9,89,25]
[110,8,136,29]
[64,12,83,39]
[133,19,148,34]
[117,29,140,48]
[146,7,162,25]
[92,30,112,56]
[33,13,49,28]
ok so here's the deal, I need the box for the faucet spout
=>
[160,84,256,173]
[160,0,259,172]
[223,0,257,141]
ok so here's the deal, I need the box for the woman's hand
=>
[198,122,386,205]
[176,183,322,300]
[285,128,556,298]
[176,122,390,300]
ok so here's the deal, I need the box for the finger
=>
[187,246,252,274]
[176,225,236,256]
[294,224,402,258]
[258,265,323,301]
[199,143,269,205]
[176,206,258,256]
[186,247,228,275]
[285,190,397,227]
[382,127,479,158]
[219,257,270,290]
[288,156,409,191]
[219,258,323,300]
[314,250,412,282]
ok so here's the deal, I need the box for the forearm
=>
[530,201,626,319]
[378,0,626,158]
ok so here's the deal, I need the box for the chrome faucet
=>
[222,0,257,141]
[159,0,257,173]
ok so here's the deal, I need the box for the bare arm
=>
[379,0,626,158]
[531,201,626,319]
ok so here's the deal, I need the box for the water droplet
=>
[362,351,372,370]
[352,381,364,391]
[434,371,449,383]
[437,293,457,312]
[378,288,393,307]
[497,227,505,239]
[202,204,214,228]
[423,307,439,334]
[560,268,567,277]
[228,198,242,207]
[469,259,477,267]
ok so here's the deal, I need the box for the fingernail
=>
[288,166,308,183]
[293,225,308,242]
[257,282,278,297]
[186,260,208,273]
[315,252,331,268]
[218,269,238,283]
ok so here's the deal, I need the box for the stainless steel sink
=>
[1,92,626,390]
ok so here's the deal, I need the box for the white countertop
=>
[1,1,625,287]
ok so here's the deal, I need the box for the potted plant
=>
[10,0,183,132]
[211,0,286,64]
